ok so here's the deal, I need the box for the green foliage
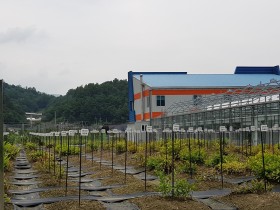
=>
[6,133,22,144]
[4,142,19,160]
[160,140,182,160]
[174,179,195,198]
[89,143,99,152]
[4,155,11,171]
[34,160,65,181]
[205,152,220,167]
[43,79,128,124]
[234,179,272,194]
[222,160,248,174]
[158,172,172,197]
[157,171,194,198]
[116,141,126,154]
[179,147,206,164]
[3,142,19,171]
[147,155,172,173]
[29,151,44,162]
[4,178,11,203]
[3,82,55,123]
[249,152,280,182]
[55,145,80,156]
[25,142,37,151]
[127,142,137,153]
[177,161,197,174]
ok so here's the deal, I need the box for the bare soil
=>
[6,148,280,210]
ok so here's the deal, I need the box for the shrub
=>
[179,148,206,164]
[158,172,172,197]
[4,142,19,160]
[222,160,248,174]
[4,155,11,171]
[6,133,21,144]
[249,152,280,182]
[174,178,195,198]
[157,171,195,198]
[127,143,137,153]
[89,143,99,151]
[160,140,182,160]
[25,142,37,151]
[234,179,272,194]
[177,161,197,174]
[116,141,126,154]
[205,152,221,167]
[4,142,19,171]
[55,145,80,156]
[147,155,172,173]
[29,151,44,162]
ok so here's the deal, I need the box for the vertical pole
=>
[144,130,148,191]
[79,133,82,206]
[59,133,62,184]
[53,135,56,175]
[125,132,127,183]
[0,80,4,210]
[220,131,224,189]
[65,133,69,196]
[100,132,103,170]
[171,130,175,197]
[91,133,94,166]
[111,133,114,176]
[48,136,51,172]
[260,131,267,191]
[189,132,192,179]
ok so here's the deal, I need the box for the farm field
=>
[4,132,280,210]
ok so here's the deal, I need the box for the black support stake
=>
[65,133,70,196]
[79,133,82,206]
[260,130,267,191]
[171,130,175,197]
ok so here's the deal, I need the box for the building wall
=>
[132,76,229,122]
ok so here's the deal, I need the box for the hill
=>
[42,79,128,125]
[3,83,56,124]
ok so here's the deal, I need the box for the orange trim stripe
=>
[143,90,150,97]
[143,113,150,120]
[136,114,142,121]
[134,89,232,100]
[152,89,229,95]
[152,112,164,118]
[134,93,141,100]
[135,112,164,121]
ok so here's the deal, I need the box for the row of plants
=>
[27,134,279,197]
[3,134,20,204]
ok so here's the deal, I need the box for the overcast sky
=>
[0,0,279,95]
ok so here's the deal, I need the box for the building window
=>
[193,95,201,106]
[147,97,150,108]
[157,96,165,106]
[141,124,147,131]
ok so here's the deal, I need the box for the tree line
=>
[3,79,128,125]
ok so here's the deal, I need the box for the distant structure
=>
[25,112,42,126]
[127,65,280,131]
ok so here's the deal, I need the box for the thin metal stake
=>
[79,133,82,206]
[261,131,267,191]
[220,131,224,189]
[144,130,148,191]
[0,80,4,210]
[125,132,127,183]
[171,130,175,197]
[65,134,70,196]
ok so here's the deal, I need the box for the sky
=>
[0,0,279,95]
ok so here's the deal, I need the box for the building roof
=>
[132,66,280,88]
[134,74,280,88]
